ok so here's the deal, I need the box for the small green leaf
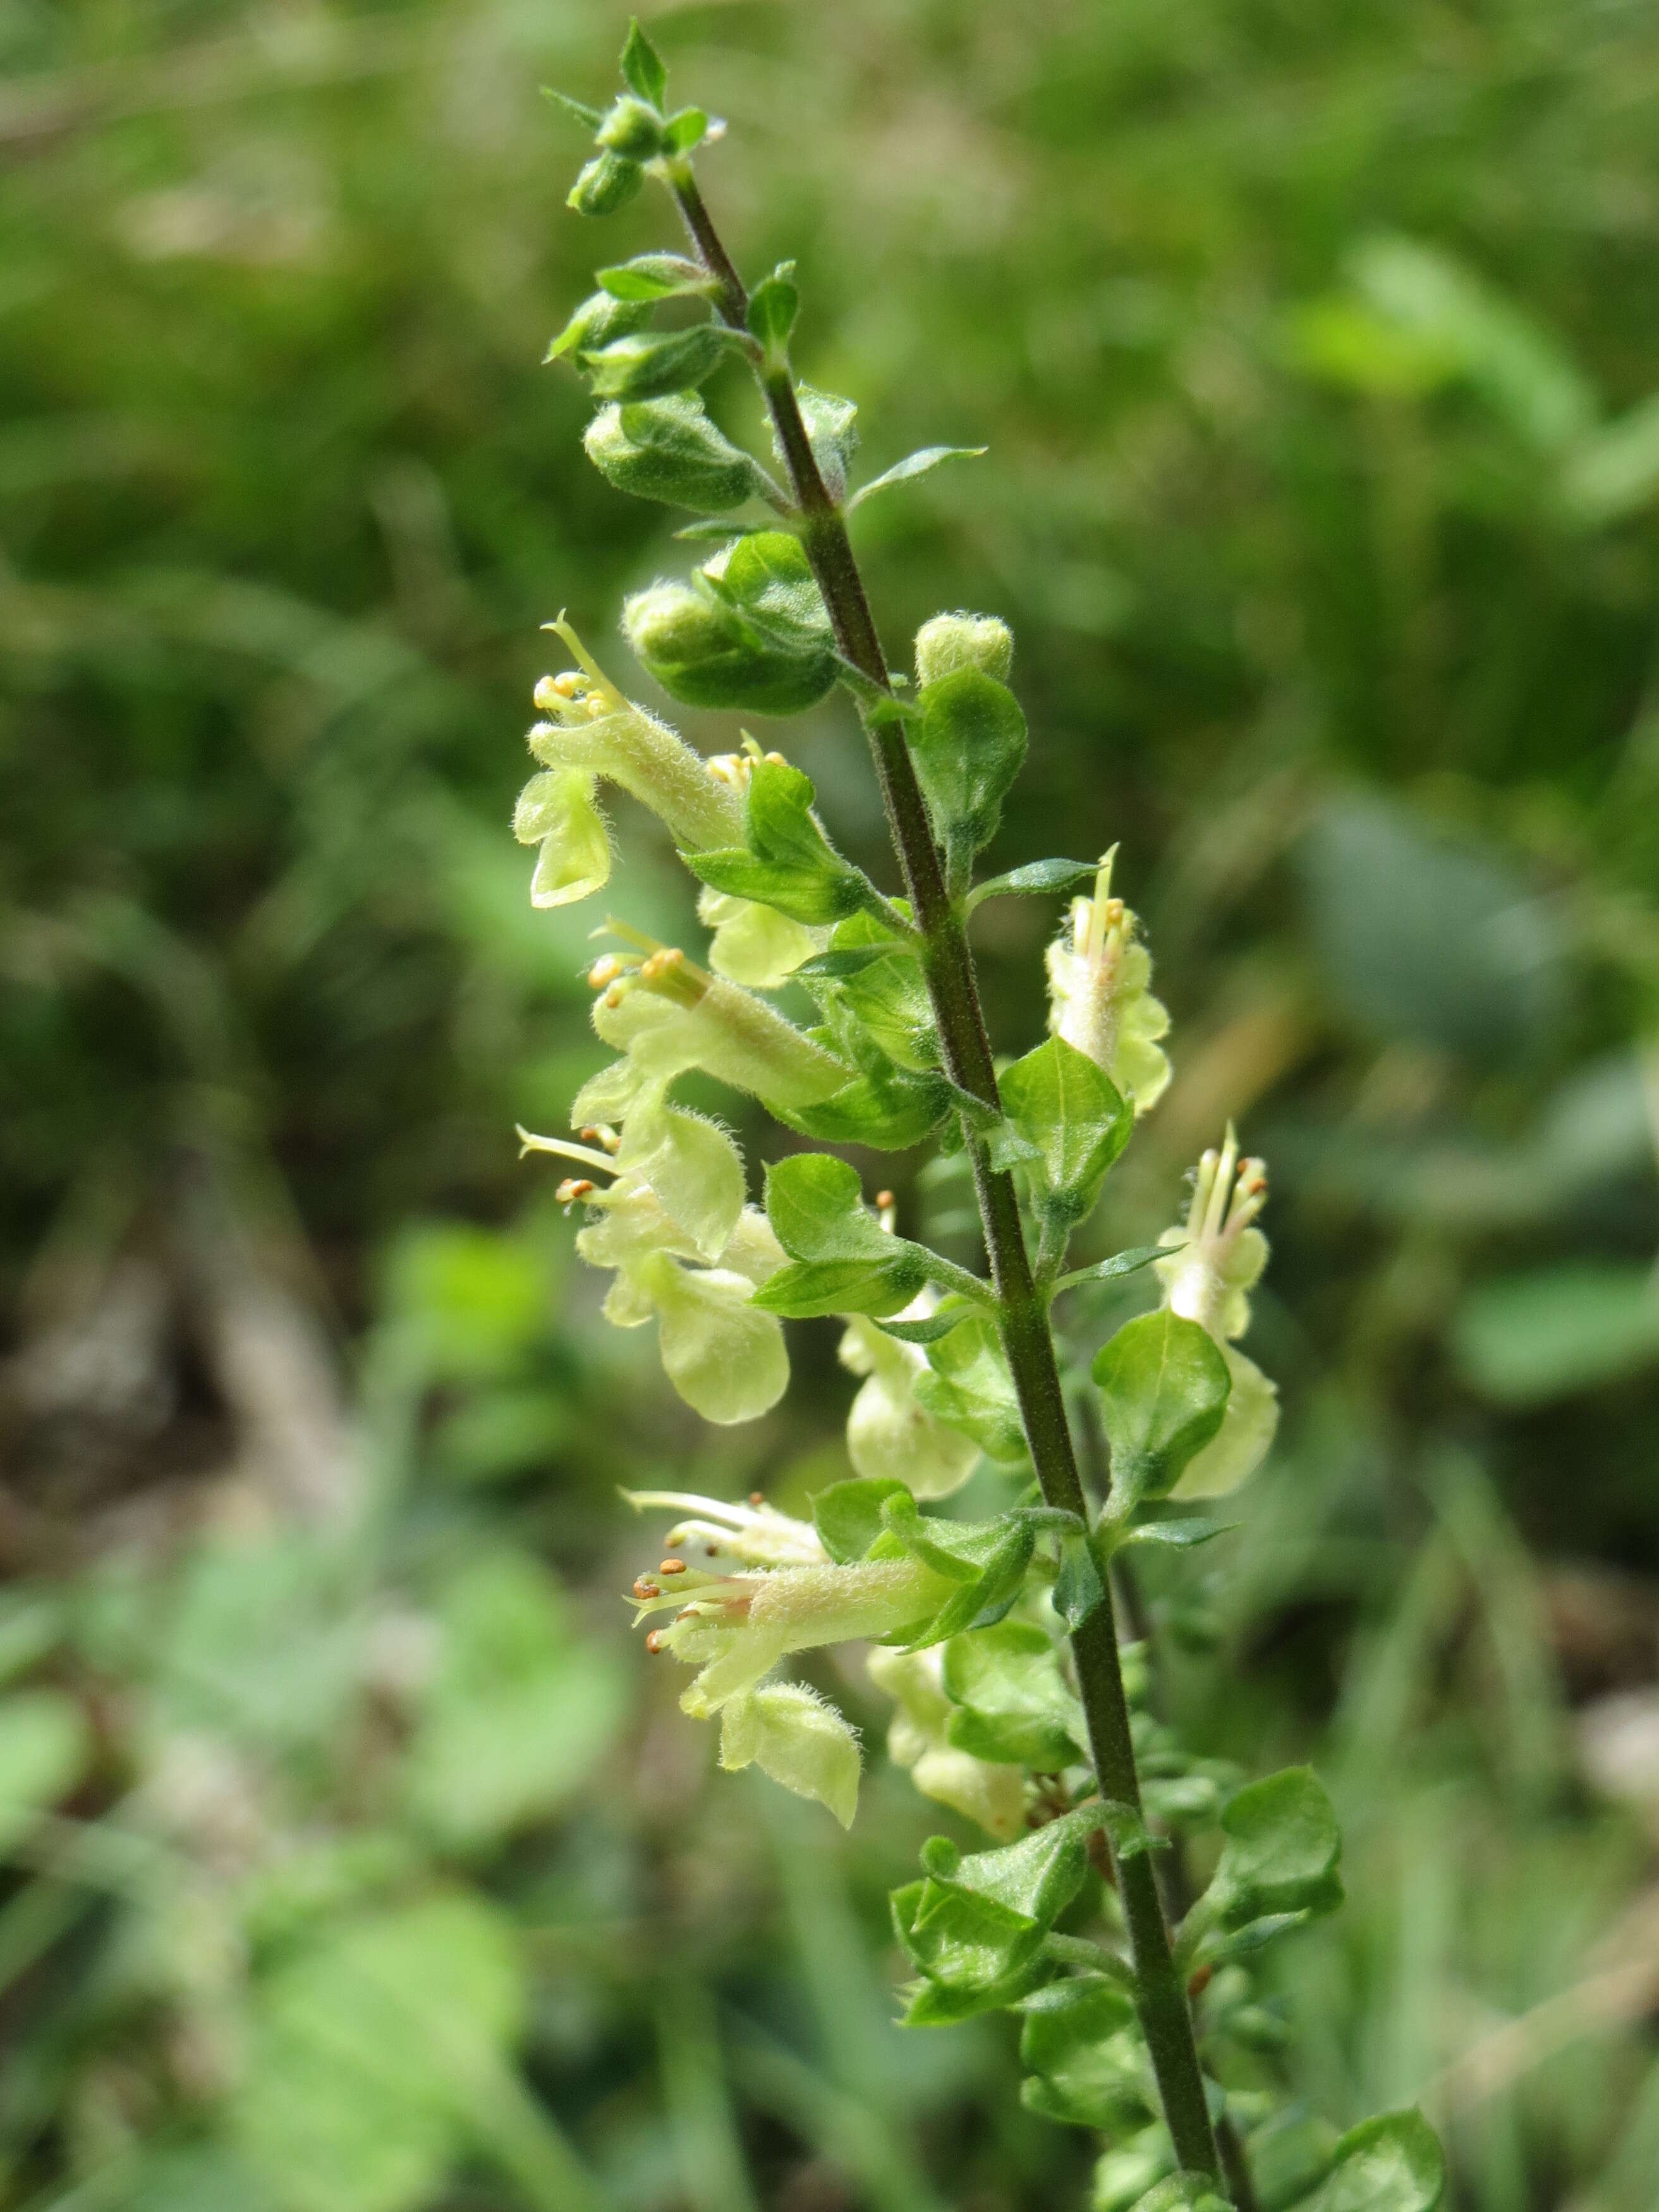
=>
[619,16,668,107]
[915,1311,1028,1463]
[799,915,939,1071]
[672,518,766,542]
[1239,2109,1338,2208]
[747,263,799,356]
[773,1061,953,1151]
[924,1802,1103,1926]
[546,289,652,363]
[596,253,712,302]
[1187,1767,1344,1964]
[751,1255,929,1318]
[966,858,1098,911]
[542,85,604,130]
[910,666,1028,858]
[1054,1246,1167,1292]
[1304,2112,1443,2212]
[777,384,859,501]
[567,150,644,217]
[922,1517,1035,1639]
[584,394,761,513]
[848,444,987,511]
[942,1621,1085,1768]
[998,1035,1133,1225]
[764,1151,892,1261]
[1017,1976,1152,2132]
[875,1310,971,1346]
[689,757,873,925]
[812,1476,910,1563]
[662,106,710,154]
[1092,1311,1231,1513]
[1054,1531,1107,1629]
[890,1879,1052,2017]
[581,324,734,400]
[758,1152,937,1311]
[1117,1502,1233,1552]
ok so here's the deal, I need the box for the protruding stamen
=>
[659,1559,686,1576]
[516,1127,621,1176]
[588,954,623,990]
[556,1177,595,1205]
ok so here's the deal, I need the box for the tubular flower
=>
[514,617,743,909]
[633,1553,957,1717]
[865,1644,1024,1840]
[1045,851,1171,1114]
[573,939,849,1131]
[1154,1127,1280,1496]
[520,1121,790,1425]
[625,1497,869,1825]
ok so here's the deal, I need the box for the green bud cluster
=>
[518,23,1447,2212]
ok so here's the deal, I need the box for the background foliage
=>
[4,1,1659,2206]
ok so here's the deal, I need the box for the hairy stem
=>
[669,164,1227,2191]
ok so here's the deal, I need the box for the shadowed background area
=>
[4,2,1659,2206]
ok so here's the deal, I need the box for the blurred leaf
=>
[232,1894,530,2212]
[0,1691,92,1850]
[1453,1263,1659,1405]
[380,1223,550,1383]
[1301,797,1564,1062]
[404,1553,628,1852]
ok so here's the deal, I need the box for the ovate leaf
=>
[1092,1312,1231,1514]
[997,1035,1133,1225]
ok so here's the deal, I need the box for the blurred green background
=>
[5,2,1659,2206]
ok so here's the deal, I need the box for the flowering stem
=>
[668,166,1227,2194]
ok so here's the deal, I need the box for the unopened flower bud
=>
[623,534,836,717]
[914,611,1014,688]
[568,151,643,217]
[595,95,664,161]
[584,396,759,515]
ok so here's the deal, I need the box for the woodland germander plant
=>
[520,27,1445,2212]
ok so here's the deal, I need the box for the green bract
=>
[995,1033,1134,1231]
[755,1152,935,1316]
[583,394,760,511]
[1092,1311,1232,1514]
[623,532,837,714]
[688,757,873,923]
[546,289,652,362]
[909,664,1028,871]
[581,324,735,401]
[567,150,642,216]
